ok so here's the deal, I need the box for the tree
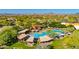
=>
[49,22,66,28]
[66,25,75,32]
[0,26,18,46]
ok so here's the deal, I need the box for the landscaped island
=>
[0,13,79,49]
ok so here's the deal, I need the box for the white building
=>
[61,22,79,30]
[74,26,79,30]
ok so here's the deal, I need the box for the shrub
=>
[0,26,18,46]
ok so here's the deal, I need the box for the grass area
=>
[9,42,34,49]
[51,30,79,49]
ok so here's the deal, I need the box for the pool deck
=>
[26,35,54,46]
[26,36,53,42]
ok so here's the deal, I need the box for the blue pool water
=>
[33,29,64,37]
[33,32,47,38]
[39,32,47,36]
[52,29,64,34]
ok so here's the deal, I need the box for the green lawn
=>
[9,42,34,49]
[51,30,79,49]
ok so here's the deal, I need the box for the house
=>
[74,25,79,30]
[61,22,79,30]
[7,18,16,21]
[18,29,29,34]
[61,22,70,26]
[17,29,30,40]
[31,24,42,32]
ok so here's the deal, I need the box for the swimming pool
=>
[39,32,47,36]
[33,29,64,37]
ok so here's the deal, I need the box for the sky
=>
[0,9,79,14]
